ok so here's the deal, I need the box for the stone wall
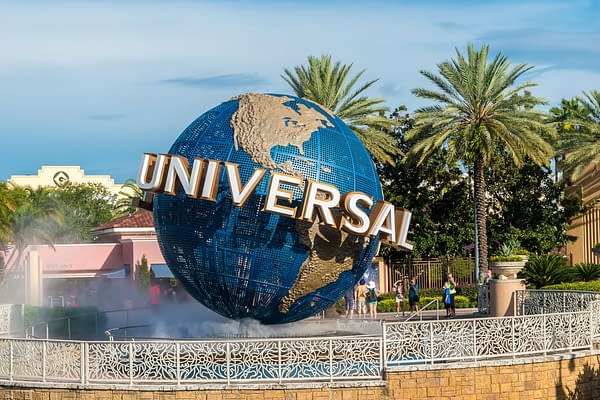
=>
[2,352,600,400]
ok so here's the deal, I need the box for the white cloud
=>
[531,69,600,103]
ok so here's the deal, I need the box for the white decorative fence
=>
[0,335,383,385]
[0,291,598,387]
[0,304,23,337]
[514,289,600,341]
[383,311,592,366]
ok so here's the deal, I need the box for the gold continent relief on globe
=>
[230,93,371,313]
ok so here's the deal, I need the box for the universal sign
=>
[137,153,412,250]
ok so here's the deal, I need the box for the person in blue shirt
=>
[443,281,452,317]
[408,278,420,312]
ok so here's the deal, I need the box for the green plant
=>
[449,258,472,281]
[513,249,530,256]
[283,54,399,165]
[136,254,151,289]
[518,253,569,289]
[490,255,524,262]
[377,298,396,313]
[593,243,600,249]
[544,281,600,292]
[24,305,107,339]
[455,285,478,301]
[570,263,600,282]
[496,239,520,257]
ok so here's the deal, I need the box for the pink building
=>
[2,210,174,309]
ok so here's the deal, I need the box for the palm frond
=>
[283,55,399,165]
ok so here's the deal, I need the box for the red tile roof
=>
[92,209,154,231]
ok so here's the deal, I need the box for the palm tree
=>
[8,186,63,278]
[548,97,589,182]
[0,181,17,247]
[282,55,400,165]
[406,43,555,273]
[114,178,144,216]
[556,90,600,180]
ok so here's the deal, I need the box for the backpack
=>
[366,288,377,302]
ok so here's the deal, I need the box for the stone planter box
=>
[490,260,527,280]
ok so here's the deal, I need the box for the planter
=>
[489,260,526,280]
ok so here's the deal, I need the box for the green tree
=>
[0,181,18,248]
[8,186,64,275]
[406,43,555,273]
[555,90,600,180]
[486,154,580,254]
[136,254,151,290]
[378,107,474,258]
[52,182,117,243]
[282,54,400,165]
[114,178,143,216]
[519,254,569,289]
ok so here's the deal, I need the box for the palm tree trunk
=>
[473,159,488,272]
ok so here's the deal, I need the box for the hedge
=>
[542,281,600,292]
[335,294,477,314]
[24,305,107,339]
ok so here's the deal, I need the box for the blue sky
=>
[1,0,599,183]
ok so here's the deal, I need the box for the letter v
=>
[225,162,266,207]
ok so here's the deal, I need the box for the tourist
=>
[366,281,379,319]
[448,274,457,317]
[393,280,405,317]
[149,283,161,310]
[442,281,452,317]
[408,278,420,312]
[344,286,355,319]
[484,268,493,284]
[356,279,368,319]
[484,268,493,309]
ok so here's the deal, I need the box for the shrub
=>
[543,281,600,292]
[24,305,106,339]
[456,284,478,300]
[418,286,478,303]
[518,253,569,289]
[379,291,396,301]
[570,263,600,282]
[448,258,472,281]
[496,240,520,257]
[490,255,524,262]
[377,298,396,313]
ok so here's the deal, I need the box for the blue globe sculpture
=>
[153,93,383,324]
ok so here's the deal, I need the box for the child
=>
[443,281,452,317]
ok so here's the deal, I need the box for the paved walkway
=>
[332,307,484,322]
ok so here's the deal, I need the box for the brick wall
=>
[2,352,600,400]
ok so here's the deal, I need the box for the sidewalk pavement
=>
[336,308,484,322]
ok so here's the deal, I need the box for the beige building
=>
[7,166,126,197]
[565,164,600,265]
